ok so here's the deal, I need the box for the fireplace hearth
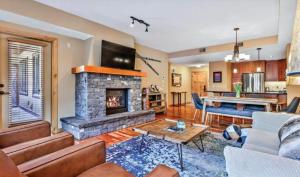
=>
[106,89,128,115]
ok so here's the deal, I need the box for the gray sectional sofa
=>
[224,112,300,177]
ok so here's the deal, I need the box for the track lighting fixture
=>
[130,16,150,32]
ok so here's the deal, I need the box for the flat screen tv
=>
[101,40,136,70]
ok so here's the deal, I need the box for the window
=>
[32,53,40,96]
[8,40,44,124]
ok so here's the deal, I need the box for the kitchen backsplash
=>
[265,81,287,92]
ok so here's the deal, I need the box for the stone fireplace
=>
[61,65,155,140]
[75,72,143,119]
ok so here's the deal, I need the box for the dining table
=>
[201,96,278,123]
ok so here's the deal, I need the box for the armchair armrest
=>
[145,164,179,177]
[224,146,300,177]
[18,140,106,177]
[0,121,50,148]
[252,112,295,133]
[3,132,74,165]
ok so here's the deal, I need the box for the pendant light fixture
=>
[256,48,262,72]
[225,28,250,62]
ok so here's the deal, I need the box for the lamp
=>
[233,68,238,73]
[256,48,262,72]
[225,28,250,62]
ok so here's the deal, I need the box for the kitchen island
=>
[201,96,279,125]
[206,90,287,111]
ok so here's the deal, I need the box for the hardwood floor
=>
[78,104,252,146]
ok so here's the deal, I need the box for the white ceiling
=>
[35,0,297,64]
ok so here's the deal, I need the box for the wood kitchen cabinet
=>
[278,59,287,81]
[265,60,278,81]
[232,60,265,83]
[232,59,287,83]
[265,59,287,81]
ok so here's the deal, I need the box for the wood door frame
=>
[0,25,59,133]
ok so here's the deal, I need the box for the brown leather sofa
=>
[0,121,75,165]
[0,140,179,177]
[3,132,74,165]
[0,121,51,148]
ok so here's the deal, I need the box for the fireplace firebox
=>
[106,89,128,115]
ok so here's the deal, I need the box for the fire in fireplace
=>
[106,89,128,115]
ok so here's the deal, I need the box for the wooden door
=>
[192,71,208,96]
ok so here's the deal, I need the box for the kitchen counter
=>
[206,90,287,95]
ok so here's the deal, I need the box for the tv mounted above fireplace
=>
[101,40,136,70]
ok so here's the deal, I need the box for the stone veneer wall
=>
[75,73,142,119]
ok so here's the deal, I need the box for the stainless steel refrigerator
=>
[242,73,265,93]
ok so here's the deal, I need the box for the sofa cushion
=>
[77,163,134,177]
[243,129,279,155]
[206,107,253,118]
[0,150,23,177]
[145,164,179,177]
[243,143,278,155]
[278,115,300,142]
[279,129,300,160]
[244,105,265,111]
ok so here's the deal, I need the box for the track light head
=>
[145,26,149,32]
[130,17,135,28]
[130,21,134,28]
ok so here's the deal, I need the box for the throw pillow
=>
[278,115,300,142]
[279,129,300,160]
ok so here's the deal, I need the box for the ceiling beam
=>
[168,35,278,59]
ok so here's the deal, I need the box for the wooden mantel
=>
[72,65,147,77]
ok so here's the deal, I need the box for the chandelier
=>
[225,28,250,62]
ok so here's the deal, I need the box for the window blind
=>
[8,41,44,124]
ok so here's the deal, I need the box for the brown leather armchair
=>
[0,121,51,148]
[3,132,74,165]
[0,140,179,177]
[0,121,75,165]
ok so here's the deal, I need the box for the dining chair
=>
[281,97,300,113]
[191,93,203,122]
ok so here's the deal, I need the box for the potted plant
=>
[233,82,242,98]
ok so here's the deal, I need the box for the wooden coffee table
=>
[133,119,210,171]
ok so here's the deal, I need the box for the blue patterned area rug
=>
[107,132,240,177]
